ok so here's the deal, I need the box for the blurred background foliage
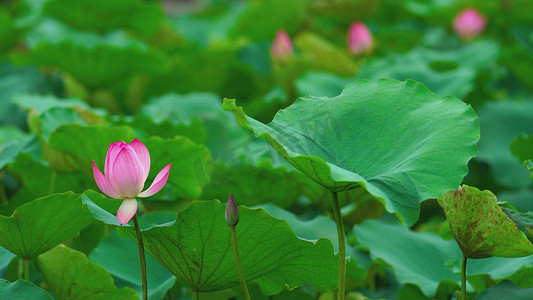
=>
[1,0,533,299]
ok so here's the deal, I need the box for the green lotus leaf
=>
[120,200,338,294]
[44,0,163,36]
[477,101,533,188]
[37,245,138,300]
[19,18,166,89]
[438,185,533,258]
[475,280,533,300]
[0,192,93,258]
[0,279,52,300]
[223,79,479,225]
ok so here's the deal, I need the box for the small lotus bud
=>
[347,22,374,55]
[271,29,294,60]
[225,194,239,226]
[453,8,487,40]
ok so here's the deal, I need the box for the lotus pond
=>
[0,0,533,300]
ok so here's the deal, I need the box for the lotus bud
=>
[271,29,294,60]
[347,22,374,55]
[453,8,487,40]
[225,194,239,226]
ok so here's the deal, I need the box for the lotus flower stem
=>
[461,254,467,300]
[133,214,148,300]
[331,191,346,300]
[23,258,30,281]
[230,225,250,300]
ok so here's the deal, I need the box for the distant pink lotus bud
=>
[453,8,487,40]
[271,29,294,59]
[92,138,171,225]
[225,194,239,226]
[347,22,373,55]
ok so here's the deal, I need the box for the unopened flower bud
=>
[453,8,487,40]
[347,22,373,55]
[225,194,239,226]
[271,29,294,60]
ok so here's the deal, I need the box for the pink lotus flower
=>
[92,138,172,225]
[347,22,374,55]
[453,8,487,40]
[271,29,294,60]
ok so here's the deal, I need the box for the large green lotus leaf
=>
[0,279,52,300]
[475,280,533,300]
[19,18,165,89]
[224,79,479,225]
[143,136,213,199]
[438,185,533,258]
[120,200,338,294]
[90,214,176,300]
[353,218,463,297]
[37,245,138,300]
[229,0,306,41]
[0,192,93,258]
[44,0,163,36]
[48,124,136,171]
[477,101,533,188]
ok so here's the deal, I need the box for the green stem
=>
[193,291,199,300]
[231,225,250,300]
[331,191,346,300]
[49,170,57,194]
[24,258,30,281]
[461,254,467,300]
[133,214,148,300]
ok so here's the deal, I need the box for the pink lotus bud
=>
[225,194,239,226]
[453,8,487,40]
[347,22,373,55]
[92,138,172,225]
[271,29,294,59]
